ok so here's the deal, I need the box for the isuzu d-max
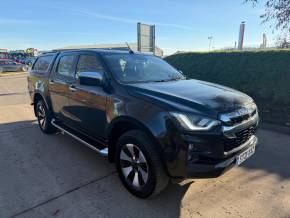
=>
[28,49,259,198]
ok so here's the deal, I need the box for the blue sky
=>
[0,0,275,54]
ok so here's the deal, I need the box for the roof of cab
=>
[56,48,144,55]
[38,48,151,58]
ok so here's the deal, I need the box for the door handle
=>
[69,85,77,92]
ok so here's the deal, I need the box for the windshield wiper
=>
[154,79,170,82]
[154,78,183,83]
[126,77,184,84]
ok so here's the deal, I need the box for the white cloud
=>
[78,10,194,31]
[79,10,136,24]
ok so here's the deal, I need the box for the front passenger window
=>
[56,55,76,78]
[76,55,104,78]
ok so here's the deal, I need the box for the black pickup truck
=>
[27,49,259,198]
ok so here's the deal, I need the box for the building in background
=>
[0,49,8,59]
[54,43,163,57]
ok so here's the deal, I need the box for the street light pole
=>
[208,36,213,51]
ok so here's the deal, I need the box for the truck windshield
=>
[103,53,184,83]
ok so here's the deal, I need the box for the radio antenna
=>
[125,42,134,54]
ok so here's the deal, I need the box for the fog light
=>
[188,144,195,161]
[188,144,199,162]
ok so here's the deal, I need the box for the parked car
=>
[21,57,37,66]
[27,49,259,198]
[0,59,28,73]
[25,57,37,66]
[17,58,25,64]
[19,58,27,64]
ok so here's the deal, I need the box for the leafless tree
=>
[275,34,290,48]
[245,0,290,32]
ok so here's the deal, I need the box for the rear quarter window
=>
[32,55,53,71]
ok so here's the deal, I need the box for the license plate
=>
[236,144,256,165]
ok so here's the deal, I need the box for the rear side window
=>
[33,56,53,71]
[56,55,77,78]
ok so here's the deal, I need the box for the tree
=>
[275,35,290,48]
[245,0,290,33]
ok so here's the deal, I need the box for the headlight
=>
[170,112,220,131]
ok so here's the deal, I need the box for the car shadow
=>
[0,120,192,217]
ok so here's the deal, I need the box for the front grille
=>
[223,125,257,152]
[220,103,258,127]
[229,109,257,125]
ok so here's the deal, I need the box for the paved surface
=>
[0,73,290,218]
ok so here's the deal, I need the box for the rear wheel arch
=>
[35,98,57,134]
[33,93,49,116]
[107,116,161,163]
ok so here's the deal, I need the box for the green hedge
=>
[165,50,290,126]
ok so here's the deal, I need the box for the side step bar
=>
[51,119,108,157]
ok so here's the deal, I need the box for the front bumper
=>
[164,121,259,178]
[186,136,258,178]
[162,105,260,178]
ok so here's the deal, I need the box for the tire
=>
[21,66,27,72]
[35,99,57,134]
[115,130,169,198]
[18,66,27,72]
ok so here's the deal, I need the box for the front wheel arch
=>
[107,116,161,163]
[115,129,169,198]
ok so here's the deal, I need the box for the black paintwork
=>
[27,49,259,178]
[126,79,253,117]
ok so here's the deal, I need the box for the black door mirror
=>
[79,71,103,86]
